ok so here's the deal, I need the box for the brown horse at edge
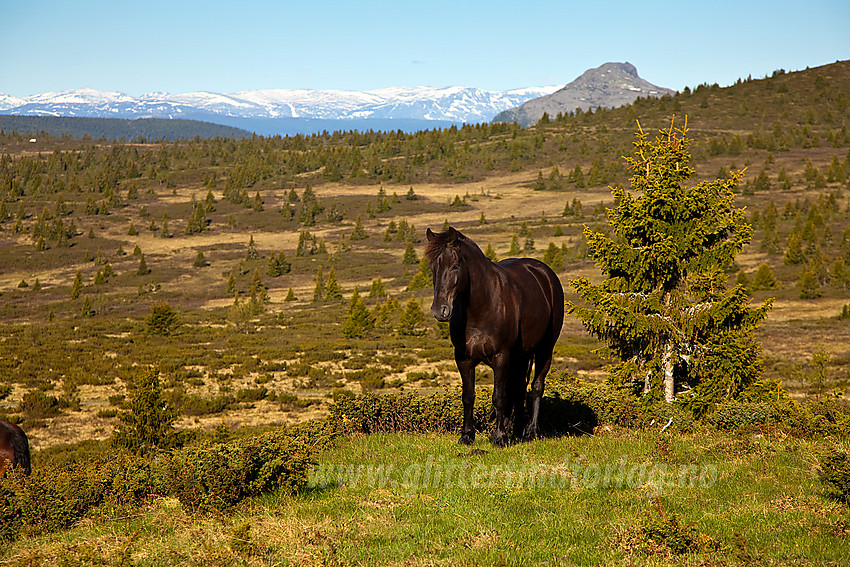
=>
[0,419,31,476]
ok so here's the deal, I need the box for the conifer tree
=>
[266,251,291,277]
[146,302,180,335]
[406,257,433,291]
[752,263,777,290]
[570,164,585,188]
[71,270,83,299]
[246,235,260,260]
[369,277,386,298]
[342,288,375,338]
[80,295,94,317]
[543,242,564,271]
[402,241,419,264]
[832,258,849,289]
[374,295,400,329]
[325,266,343,301]
[508,235,521,255]
[398,298,426,336]
[799,267,821,299]
[113,367,178,455]
[312,267,325,302]
[784,230,805,265]
[350,216,368,240]
[568,118,774,413]
[137,254,150,275]
[534,171,547,191]
[735,270,750,293]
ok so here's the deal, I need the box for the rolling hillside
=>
[0,115,252,141]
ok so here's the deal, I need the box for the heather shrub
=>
[0,422,333,541]
[708,401,776,431]
[329,388,492,435]
[819,448,850,504]
[165,426,327,514]
[0,449,166,541]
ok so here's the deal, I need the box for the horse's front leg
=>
[490,353,512,447]
[456,356,477,445]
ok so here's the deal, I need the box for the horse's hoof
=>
[459,434,475,445]
[490,433,509,448]
[522,425,540,440]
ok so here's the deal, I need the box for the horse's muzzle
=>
[431,303,451,322]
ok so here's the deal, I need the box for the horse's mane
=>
[424,228,486,264]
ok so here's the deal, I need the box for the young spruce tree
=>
[568,118,776,414]
[113,367,178,454]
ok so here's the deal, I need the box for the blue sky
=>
[2,0,848,97]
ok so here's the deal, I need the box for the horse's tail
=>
[12,432,31,476]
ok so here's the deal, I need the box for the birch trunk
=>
[662,341,675,402]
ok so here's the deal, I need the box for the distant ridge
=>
[0,115,252,141]
[493,62,675,126]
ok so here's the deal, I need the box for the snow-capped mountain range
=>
[1,63,677,136]
[0,85,563,125]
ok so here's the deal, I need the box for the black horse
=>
[425,227,564,446]
[0,418,31,476]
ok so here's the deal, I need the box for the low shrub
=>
[697,396,850,439]
[235,386,268,403]
[0,422,334,541]
[0,450,169,541]
[329,388,492,435]
[545,375,641,429]
[274,391,313,409]
[166,428,317,513]
[708,401,776,431]
[639,510,717,555]
[18,389,65,419]
[178,393,238,416]
[819,448,850,504]
[780,398,850,439]
[329,376,652,437]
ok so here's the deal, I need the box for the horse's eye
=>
[450,264,459,271]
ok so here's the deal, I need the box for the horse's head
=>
[425,227,469,322]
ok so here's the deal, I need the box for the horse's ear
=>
[448,226,460,246]
[426,228,435,242]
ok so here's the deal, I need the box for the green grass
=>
[4,429,848,566]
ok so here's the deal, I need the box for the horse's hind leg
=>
[490,352,514,448]
[523,348,553,440]
[510,357,533,441]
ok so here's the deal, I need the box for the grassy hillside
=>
[0,60,848,565]
[4,429,849,565]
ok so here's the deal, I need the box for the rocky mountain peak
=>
[493,62,674,126]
